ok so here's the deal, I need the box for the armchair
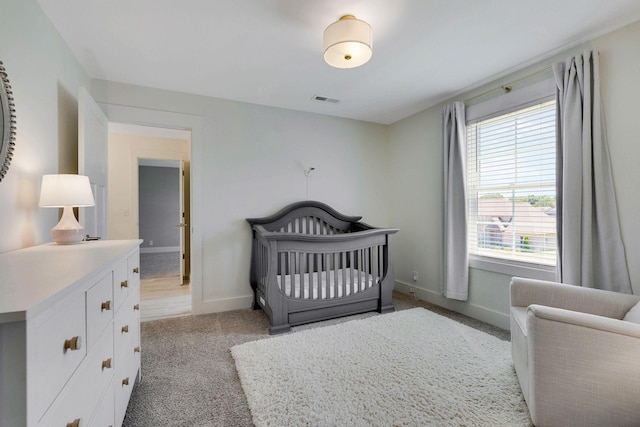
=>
[510,277,640,426]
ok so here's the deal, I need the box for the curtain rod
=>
[463,66,553,104]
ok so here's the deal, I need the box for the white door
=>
[178,160,186,285]
[78,87,109,239]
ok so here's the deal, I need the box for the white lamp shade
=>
[324,15,372,69]
[39,174,95,207]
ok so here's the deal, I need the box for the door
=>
[178,160,187,285]
[78,87,109,239]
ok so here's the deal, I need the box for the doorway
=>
[107,123,191,322]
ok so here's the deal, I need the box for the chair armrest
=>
[526,304,640,426]
[510,277,638,319]
[528,305,640,338]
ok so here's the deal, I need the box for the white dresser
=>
[0,239,143,427]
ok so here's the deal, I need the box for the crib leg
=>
[378,268,395,314]
[269,323,291,335]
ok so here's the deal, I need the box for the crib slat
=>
[349,251,355,296]
[364,247,370,290]
[333,253,339,298]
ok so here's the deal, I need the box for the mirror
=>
[0,60,16,182]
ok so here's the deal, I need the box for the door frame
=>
[103,104,204,314]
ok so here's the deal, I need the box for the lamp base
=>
[51,206,86,244]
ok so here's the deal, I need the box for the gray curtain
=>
[442,102,468,300]
[553,49,632,293]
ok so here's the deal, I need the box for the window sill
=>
[469,256,556,281]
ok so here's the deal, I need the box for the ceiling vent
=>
[313,95,340,104]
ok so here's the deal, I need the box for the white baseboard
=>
[140,246,180,254]
[395,280,510,330]
[192,294,254,315]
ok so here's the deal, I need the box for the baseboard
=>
[395,280,510,330]
[140,246,180,254]
[192,294,254,315]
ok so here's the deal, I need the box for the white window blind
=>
[467,99,557,266]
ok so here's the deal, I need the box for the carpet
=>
[231,308,531,427]
[140,251,180,279]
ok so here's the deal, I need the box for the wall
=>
[138,165,180,250]
[95,82,391,312]
[388,20,640,329]
[0,0,89,253]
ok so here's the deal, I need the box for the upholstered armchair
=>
[510,277,640,426]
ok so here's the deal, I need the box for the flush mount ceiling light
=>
[323,15,372,69]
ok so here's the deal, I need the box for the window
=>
[466,98,557,267]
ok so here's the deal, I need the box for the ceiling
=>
[37,0,640,125]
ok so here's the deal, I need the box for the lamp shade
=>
[39,174,95,207]
[323,15,372,69]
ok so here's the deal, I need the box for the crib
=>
[247,201,398,334]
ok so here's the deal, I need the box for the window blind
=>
[467,100,557,266]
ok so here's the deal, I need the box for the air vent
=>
[313,95,340,104]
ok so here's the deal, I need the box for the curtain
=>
[442,102,468,300]
[553,49,632,293]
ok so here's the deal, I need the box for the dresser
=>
[0,239,143,427]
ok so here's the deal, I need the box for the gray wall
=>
[138,166,180,249]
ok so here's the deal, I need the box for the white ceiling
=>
[38,0,640,125]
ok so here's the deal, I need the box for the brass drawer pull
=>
[134,346,141,353]
[63,336,81,352]
[102,358,112,370]
[66,419,80,427]
[101,300,111,311]
[133,267,139,274]
[121,325,129,333]
[122,377,129,386]
[121,280,128,288]
[133,304,140,311]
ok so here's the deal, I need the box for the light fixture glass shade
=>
[39,174,95,244]
[323,15,372,69]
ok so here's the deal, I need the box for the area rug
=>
[231,308,531,427]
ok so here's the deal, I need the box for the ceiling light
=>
[323,15,372,69]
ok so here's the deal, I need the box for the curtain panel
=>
[553,49,632,293]
[442,102,468,300]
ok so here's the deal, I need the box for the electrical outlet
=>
[149,240,154,246]
[412,271,418,282]
[409,287,415,293]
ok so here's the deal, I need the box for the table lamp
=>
[39,174,95,244]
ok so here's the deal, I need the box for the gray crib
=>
[247,201,398,334]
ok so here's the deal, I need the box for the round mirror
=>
[0,61,16,182]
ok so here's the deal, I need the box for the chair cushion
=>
[623,301,640,324]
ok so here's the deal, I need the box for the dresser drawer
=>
[127,252,140,289]
[89,379,115,427]
[86,272,114,351]
[114,347,139,427]
[113,261,129,312]
[34,292,87,420]
[38,321,114,427]
[114,301,136,362]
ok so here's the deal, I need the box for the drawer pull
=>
[102,358,112,370]
[133,304,140,311]
[101,300,111,311]
[66,419,81,427]
[134,346,141,353]
[121,325,129,333]
[121,280,128,288]
[122,377,129,386]
[133,267,139,274]
[63,336,82,352]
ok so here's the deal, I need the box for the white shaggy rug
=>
[231,308,531,427]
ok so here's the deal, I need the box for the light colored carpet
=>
[122,292,518,426]
[231,308,531,427]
